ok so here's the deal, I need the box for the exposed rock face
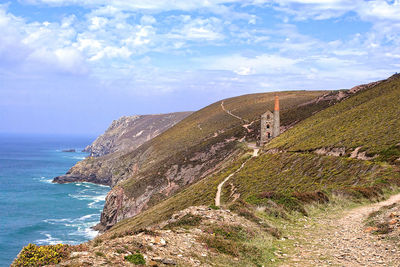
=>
[314,147,346,157]
[53,112,192,187]
[95,139,241,231]
[84,112,192,157]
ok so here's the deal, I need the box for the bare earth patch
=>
[282,193,400,266]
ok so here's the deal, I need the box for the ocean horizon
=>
[0,133,110,266]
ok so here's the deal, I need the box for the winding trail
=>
[221,101,248,122]
[215,147,259,207]
[283,193,400,266]
[215,101,261,207]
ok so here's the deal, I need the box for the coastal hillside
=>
[106,75,400,234]
[99,74,400,266]
[94,90,333,231]
[14,75,400,266]
[84,113,192,157]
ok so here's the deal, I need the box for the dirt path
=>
[220,101,247,122]
[215,148,259,207]
[283,193,400,266]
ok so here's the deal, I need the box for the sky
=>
[0,0,399,135]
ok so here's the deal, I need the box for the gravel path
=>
[215,159,249,207]
[283,193,400,266]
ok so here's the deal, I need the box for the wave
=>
[68,186,108,210]
[34,176,53,184]
[68,224,99,239]
[35,233,65,245]
[43,214,98,225]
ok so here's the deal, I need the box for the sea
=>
[0,134,110,266]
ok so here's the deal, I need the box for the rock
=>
[364,227,378,233]
[156,258,176,265]
[62,149,76,152]
[70,251,89,257]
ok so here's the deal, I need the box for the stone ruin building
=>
[260,95,280,144]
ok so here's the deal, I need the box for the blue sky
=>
[1,0,399,135]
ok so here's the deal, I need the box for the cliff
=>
[83,113,192,157]
[53,112,192,186]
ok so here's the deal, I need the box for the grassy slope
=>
[225,152,399,205]
[118,90,326,198]
[268,75,400,154]
[110,76,400,236]
[105,90,332,235]
[225,75,400,208]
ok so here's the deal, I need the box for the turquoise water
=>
[0,134,110,266]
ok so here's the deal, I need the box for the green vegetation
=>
[376,145,400,164]
[365,203,398,235]
[95,251,105,257]
[225,152,399,205]
[163,213,203,229]
[268,76,400,155]
[112,90,328,209]
[206,224,252,241]
[12,244,69,267]
[199,224,276,266]
[124,253,146,265]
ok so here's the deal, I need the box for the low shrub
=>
[206,225,251,241]
[200,234,262,259]
[125,253,146,265]
[376,145,400,164]
[209,204,220,210]
[375,222,392,234]
[95,251,105,257]
[163,213,203,229]
[12,243,69,266]
[293,191,329,204]
[201,235,241,256]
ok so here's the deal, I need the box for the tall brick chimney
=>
[273,95,280,137]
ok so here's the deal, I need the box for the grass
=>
[224,152,400,207]
[268,75,400,155]
[199,223,277,266]
[96,91,329,220]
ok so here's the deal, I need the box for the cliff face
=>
[83,113,192,157]
[53,112,192,187]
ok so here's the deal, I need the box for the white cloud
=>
[140,15,156,25]
[168,17,224,41]
[89,16,108,30]
[26,47,87,74]
[199,54,300,75]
